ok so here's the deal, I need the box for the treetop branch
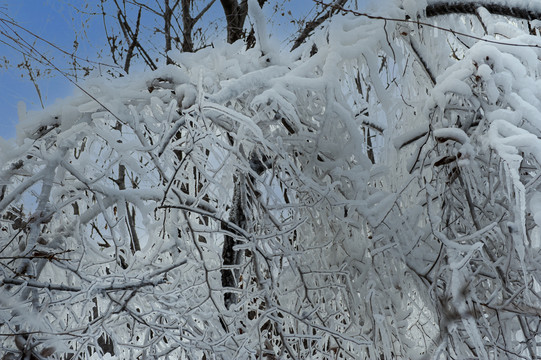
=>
[314,0,541,49]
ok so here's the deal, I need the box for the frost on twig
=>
[3,1,541,358]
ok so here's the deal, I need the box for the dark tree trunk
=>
[164,0,175,64]
[220,0,249,43]
[221,178,246,309]
[181,0,195,52]
[220,0,266,44]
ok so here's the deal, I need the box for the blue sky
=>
[1,0,103,139]
[0,0,368,140]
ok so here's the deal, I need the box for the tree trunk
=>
[181,0,195,52]
[164,0,174,64]
[220,0,248,43]
[221,177,246,309]
[220,0,266,44]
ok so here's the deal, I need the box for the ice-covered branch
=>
[426,1,541,21]
[2,274,173,293]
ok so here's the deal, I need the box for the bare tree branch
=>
[291,0,348,51]
[114,0,157,71]
[426,2,541,20]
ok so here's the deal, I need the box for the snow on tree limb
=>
[426,1,541,21]
[3,1,541,359]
